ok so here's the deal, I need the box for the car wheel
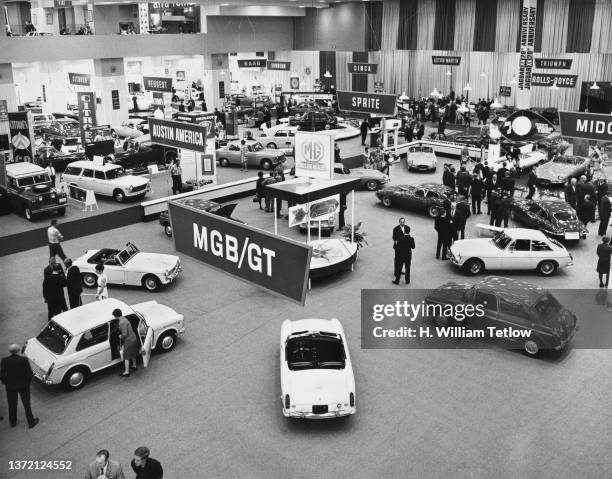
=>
[164,225,173,237]
[24,207,33,221]
[219,158,229,167]
[366,180,378,191]
[267,142,277,149]
[113,189,126,203]
[62,366,89,391]
[82,273,97,288]
[142,274,161,292]
[156,331,177,353]
[427,205,440,218]
[261,159,272,170]
[57,207,66,216]
[381,196,392,207]
[465,258,484,275]
[537,260,557,276]
[523,339,541,357]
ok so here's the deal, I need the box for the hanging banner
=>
[294,131,335,180]
[531,74,578,88]
[0,100,8,121]
[143,76,173,93]
[111,90,120,110]
[517,0,537,108]
[68,72,91,86]
[77,92,97,145]
[534,59,573,69]
[559,112,612,142]
[432,56,461,66]
[148,117,207,152]
[499,86,512,97]
[8,111,35,162]
[168,203,312,305]
[348,63,378,74]
[267,61,291,71]
[336,90,396,116]
[237,59,267,69]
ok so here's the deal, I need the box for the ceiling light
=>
[590,82,600,90]
[446,70,452,76]
[549,81,559,91]
[479,71,486,77]
[463,83,472,91]
[510,75,517,84]
[490,98,503,108]
[398,92,409,101]
[323,70,332,78]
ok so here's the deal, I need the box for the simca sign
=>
[237,59,267,69]
[68,72,91,86]
[148,118,207,152]
[559,111,612,142]
[169,203,312,305]
[336,90,396,116]
[267,61,291,71]
[77,92,97,145]
[348,63,378,74]
[143,76,173,93]
[534,58,572,69]
[294,131,334,180]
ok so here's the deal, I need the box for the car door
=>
[103,255,127,285]
[79,168,95,190]
[497,298,532,346]
[504,239,533,270]
[137,317,154,367]
[74,323,111,372]
[93,169,106,194]
[467,290,499,333]
[409,188,427,211]
[531,240,555,266]
[226,144,240,164]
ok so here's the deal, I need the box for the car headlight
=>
[129,185,134,191]
[50,193,56,199]
[285,394,291,409]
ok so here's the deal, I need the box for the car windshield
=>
[492,232,512,250]
[285,333,346,370]
[553,211,576,221]
[117,243,139,264]
[36,321,72,355]
[105,167,126,180]
[252,142,264,152]
[555,157,580,165]
[18,174,51,187]
[533,293,562,321]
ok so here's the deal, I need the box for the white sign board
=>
[294,131,335,180]
[288,194,340,227]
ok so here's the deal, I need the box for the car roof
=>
[474,276,545,305]
[66,160,121,171]
[52,298,133,335]
[6,162,46,176]
[501,228,549,241]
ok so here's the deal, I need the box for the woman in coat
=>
[596,236,612,287]
[114,308,140,377]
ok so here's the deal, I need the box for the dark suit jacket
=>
[43,273,66,303]
[131,457,163,479]
[600,196,611,218]
[597,244,612,273]
[66,265,83,295]
[470,179,484,198]
[393,225,410,243]
[1,354,33,390]
[564,185,577,207]
[435,216,453,241]
[442,170,456,189]
[395,234,415,258]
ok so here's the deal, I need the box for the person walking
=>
[47,219,67,262]
[255,171,265,210]
[95,264,108,300]
[115,309,140,377]
[85,450,125,479]
[360,119,370,146]
[578,195,596,229]
[469,174,484,214]
[1,344,39,429]
[170,160,182,195]
[526,168,537,199]
[434,209,453,260]
[45,162,56,186]
[597,237,612,287]
[599,191,611,236]
[43,262,67,320]
[240,139,248,172]
[64,258,82,309]
[131,446,164,479]
[392,220,415,285]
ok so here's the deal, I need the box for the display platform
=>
[308,238,358,285]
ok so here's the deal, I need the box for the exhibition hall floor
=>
[1,158,610,479]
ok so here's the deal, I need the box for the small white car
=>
[60,160,150,202]
[489,150,547,172]
[449,226,573,276]
[407,145,438,172]
[74,242,181,292]
[259,126,298,151]
[112,119,148,139]
[280,318,356,419]
[24,298,184,391]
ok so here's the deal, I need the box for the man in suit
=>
[564,178,578,209]
[599,192,611,236]
[442,164,456,191]
[469,174,484,214]
[392,222,415,285]
[43,263,67,320]
[490,189,502,226]
[1,344,39,428]
[131,446,164,479]
[501,171,515,197]
[64,259,82,309]
[498,194,512,228]
[85,450,125,479]
[496,163,508,187]
[526,168,537,199]
[485,173,497,215]
[455,165,472,198]
[450,201,469,241]
[576,176,588,209]
[360,119,370,145]
[434,209,453,260]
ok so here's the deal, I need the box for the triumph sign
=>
[148,118,207,152]
[559,112,612,142]
[169,203,312,305]
[294,131,334,180]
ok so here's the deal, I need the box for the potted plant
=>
[341,222,368,250]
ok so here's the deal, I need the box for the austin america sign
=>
[348,63,378,74]
[148,118,207,152]
[168,203,312,304]
[336,91,396,116]
[559,112,612,142]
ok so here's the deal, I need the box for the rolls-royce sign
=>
[531,73,577,88]
[559,112,612,141]
[336,90,396,116]
[348,62,378,74]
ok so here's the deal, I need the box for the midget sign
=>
[294,131,334,180]
[169,204,312,304]
[148,118,207,152]
[559,112,612,142]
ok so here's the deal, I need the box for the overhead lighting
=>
[220,70,225,75]
[479,71,486,77]
[446,70,452,76]
[590,82,600,90]
[549,81,559,91]
[398,91,409,101]
[430,88,442,98]
[323,70,332,78]
[490,98,503,108]
[510,75,517,84]
[463,83,472,91]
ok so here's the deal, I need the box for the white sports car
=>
[280,318,356,419]
[112,119,148,139]
[449,226,573,276]
[489,150,547,172]
[74,242,182,292]
[407,145,438,172]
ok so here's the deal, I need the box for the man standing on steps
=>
[392,218,415,285]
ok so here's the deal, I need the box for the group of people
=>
[84,447,163,478]
[564,175,610,232]
[255,164,287,215]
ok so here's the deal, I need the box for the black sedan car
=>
[424,276,577,356]
[111,138,177,174]
[38,146,87,172]
[39,119,81,144]
[376,182,458,217]
[159,199,241,237]
[509,198,587,240]
[290,110,338,131]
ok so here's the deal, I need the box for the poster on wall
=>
[8,111,35,163]
[531,74,578,88]
[288,194,340,228]
[77,92,97,145]
[499,86,512,97]
[143,76,173,93]
[534,59,572,69]
[294,131,334,180]
[290,77,300,90]
[200,154,214,175]
[0,100,8,121]
[111,90,120,110]
[68,72,91,86]
[517,0,537,107]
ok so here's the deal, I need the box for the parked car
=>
[449,226,573,276]
[159,199,242,237]
[24,298,184,390]
[534,155,591,186]
[215,139,286,170]
[531,107,559,125]
[290,110,338,132]
[1,162,67,220]
[289,102,335,116]
[60,160,150,202]
[112,136,177,174]
[38,146,87,172]
[489,150,548,173]
[259,127,298,150]
[32,113,56,133]
[376,183,458,217]
[74,242,181,292]
[509,198,587,240]
[111,119,148,139]
[424,276,577,356]
[333,166,389,191]
[407,145,438,172]
[39,119,81,144]
[280,318,356,418]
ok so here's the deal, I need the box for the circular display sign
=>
[500,109,556,141]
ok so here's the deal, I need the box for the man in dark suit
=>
[501,171,515,197]
[599,192,611,236]
[450,201,470,241]
[469,174,484,214]
[392,219,415,284]
[442,164,456,191]
[360,119,370,146]
[435,209,453,260]
[499,194,512,228]
[85,450,125,479]
[526,168,537,199]
[455,166,472,198]
[564,178,578,209]
[43,263,67,320]
[64,259,82,309]
[496,163,508,187]
[485,173,497,215]
[131,446,163,479]
[1,344,39,428]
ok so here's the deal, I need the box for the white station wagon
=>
[280,318,356,419]
[449,226,573,276]
[60,160,150,202]
[74,242,181,292]
[24,298,185,391]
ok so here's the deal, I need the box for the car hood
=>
[131,300,182,330]
[285,368,352,404]
[346,168,388,180]
[257,148,285,158]
[126,253,179,272]
[409,153,436,165]
[451,239,499,256]
[535,162,576,180]
[111,175,150,187]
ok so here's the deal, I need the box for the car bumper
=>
[125,185,151,197]
[283,407,356,419]
[32,370,54,385]
[163,263,182,284]
[31,202,66,214]
[448,251,464,266]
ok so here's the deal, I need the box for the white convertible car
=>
[449,226,573,276]
[74,242,182,292]
[24,298,184,390]
[280,318,356,419]
[407,145,438,172]
[489,150,548,172]
[111,119,148,139]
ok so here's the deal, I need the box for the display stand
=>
[308,238,358,289]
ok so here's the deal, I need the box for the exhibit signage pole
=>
[307,202,311,243]
[274,198,278,235]
[351,191,354,243]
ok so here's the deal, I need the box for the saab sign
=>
[148,118,207,152]
[237,59,267,69]
[559,112,612,142]
[68,73,91,86]
[169,203,312,305]
[348,63,378,74]
[143,76,173,93]
[336,90,396,116]
[294,131,334,180]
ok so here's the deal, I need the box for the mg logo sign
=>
[302,139,325,164]
[294,132,334,179]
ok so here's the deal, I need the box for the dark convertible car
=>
[509,198,587,240]
[376,183,458,217]
[39,119,81,144]
[110,137,177,174]
[534,155,591,186]
[159,199,241,236]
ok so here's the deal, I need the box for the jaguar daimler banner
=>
[267,61,290,71]
[336,90,396,116]
[559,111,612,142]
[517,0,537,108]
[148,118,207,152]
[169,203,312,305]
